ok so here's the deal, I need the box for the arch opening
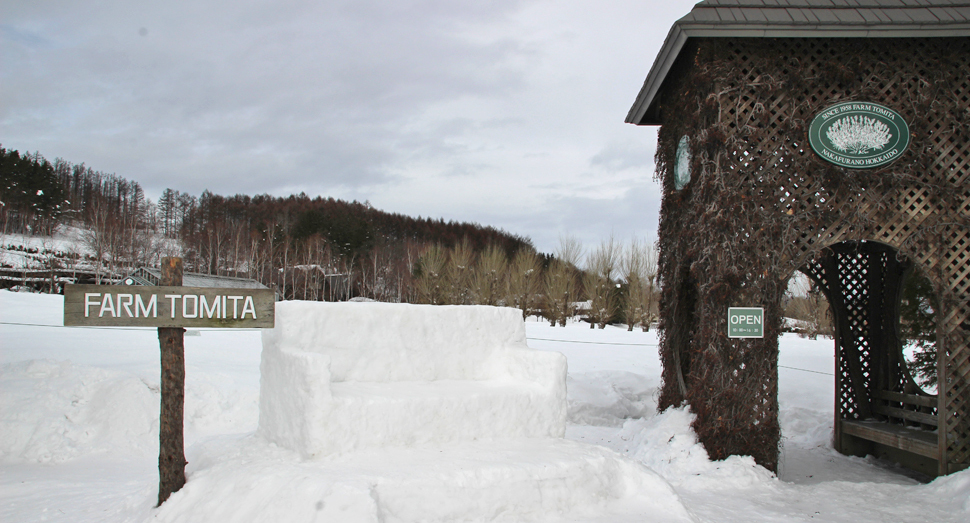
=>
[798,240,941,477]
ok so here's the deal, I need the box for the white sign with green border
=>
[728,307,764,338]
[808,101,909,169]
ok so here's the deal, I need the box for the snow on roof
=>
[122,267,268,289]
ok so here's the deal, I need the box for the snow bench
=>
[257,301,567,458]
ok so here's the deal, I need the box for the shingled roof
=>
[626,0,970,125]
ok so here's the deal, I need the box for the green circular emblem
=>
[808,101,910,169]
[674,135,691,190]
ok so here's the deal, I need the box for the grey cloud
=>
[2,0,532,192]
[1,0,700,248]
[470,176,663,256]
[590,139,657,174]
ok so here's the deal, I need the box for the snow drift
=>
[3,289,970,522]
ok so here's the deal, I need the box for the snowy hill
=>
[1,290,968,522]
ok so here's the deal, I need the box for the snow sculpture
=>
[258,301,567,458]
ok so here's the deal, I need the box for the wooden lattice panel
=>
[803,243,922,422]
[654,36,970,474]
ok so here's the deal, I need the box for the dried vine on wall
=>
[653,37,970,472]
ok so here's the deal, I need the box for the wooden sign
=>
[63,284,275,328]
[728,307,764,338]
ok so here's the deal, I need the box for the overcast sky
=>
[1,0,698,255]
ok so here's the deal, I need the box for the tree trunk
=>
[157,257,186,506]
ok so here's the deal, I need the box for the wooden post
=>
[157,257,186,506]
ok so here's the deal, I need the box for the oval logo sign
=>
[808,101,909,169]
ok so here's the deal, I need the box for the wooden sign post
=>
[62,257,275,506]
[157,257,186,506]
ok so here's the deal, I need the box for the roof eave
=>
[625,24,688,126]
[626,22,970,126]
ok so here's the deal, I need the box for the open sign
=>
[728,307,764,338]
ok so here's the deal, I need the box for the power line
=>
[530,336,833,375]
[526,337,657,347]
[0,321,155,331]
[779,365,833,376]
[2,322,833,375]
[0,321,261,332]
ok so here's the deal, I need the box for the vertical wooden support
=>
[157,257,186,506]
[937,321,948,476]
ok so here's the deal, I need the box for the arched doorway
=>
[802,241,940,476]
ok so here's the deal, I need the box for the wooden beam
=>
[872,404,939,427]
[872,389,938,410]
[841,419,938,459]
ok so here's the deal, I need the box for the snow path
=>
[1,291,968,522]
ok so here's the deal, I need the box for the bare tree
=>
[785,273,831,339]
[471,244,508,306]
[130,228,164,270]
[415,243,448,305]
[642,242,658,330]
[396,240,423,303]
[556,234,584,268]
[544,259,577,327]
[584,236,620,329]
[622,237,657,331]
[542,235,584,326]
[227,220,249,279]
[39,236,62,293]
[446,238,475,305]
[63,241,82,286]
[507,248,542,319]
[82,199,120,284]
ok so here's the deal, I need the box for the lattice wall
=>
[654,37,970,474]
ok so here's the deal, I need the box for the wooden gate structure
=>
[626,1,970,476]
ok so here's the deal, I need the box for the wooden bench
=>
[841,419,937,459]
[839,389,940,476]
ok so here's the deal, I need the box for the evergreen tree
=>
[900,266,937,389]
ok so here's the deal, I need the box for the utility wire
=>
[530,336,833,376]
[0,321,260,332]
[526,337,657,347]
[0,321,157,331]
[778,365,833,376]
[3,322,832,375]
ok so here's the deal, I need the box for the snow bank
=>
[205,301,695,522]
[0,357,259,465]
[151,437,695,523]
[621,408,775,489]
[259,301,567,457]
[0,359,158,463]
[567,370,656,426]
[5,289,970,523]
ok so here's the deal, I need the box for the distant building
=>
[121,267,269,291]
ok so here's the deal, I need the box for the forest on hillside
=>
[0,145,662,330]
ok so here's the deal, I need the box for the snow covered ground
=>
[2,290,969,522]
